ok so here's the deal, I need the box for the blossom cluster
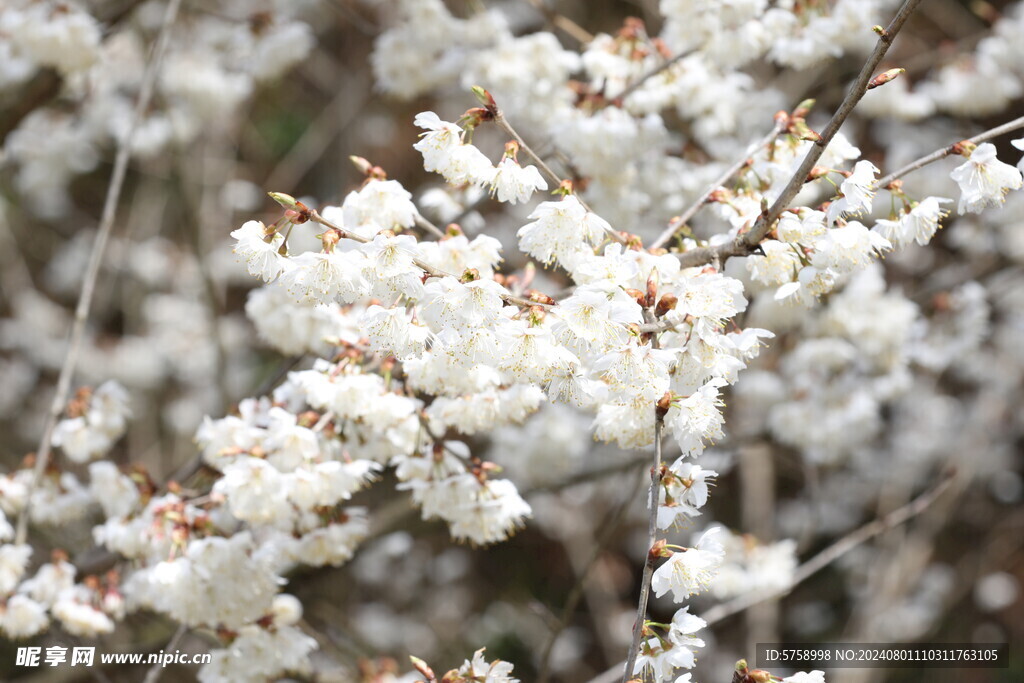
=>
[4,0,1024,680]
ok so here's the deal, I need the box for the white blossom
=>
[518,196,610,267]
[826,160,879,223]
[52,599,115,637]
[455,648,519,683]
[0,544,32,595]
[872,196,952,247]
[950,143,1023,214]
[230,220,288,282]
[651,527,725,602]
[0,595,49,639]
[489,157,548,204]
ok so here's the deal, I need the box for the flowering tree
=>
[1,1,1023,682]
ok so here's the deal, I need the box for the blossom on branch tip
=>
[413,111,496,187]
[950,142,1023,214]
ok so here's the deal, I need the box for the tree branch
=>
[488,97,627,244]
[875,114,1024,188]
[588,469,955,683]
[622,312,666,683]
[672,0,925,269]
[141,624,188,683]
[414,214,446,240]
[15,0,184,545]
[537,472,646,683]
[699,468,956,627]
[524,0,594,45]
[622,417,664,683]
[651,120,786,250]
[493,110,566,193]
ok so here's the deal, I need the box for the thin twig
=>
[700,468,956,626]
[587,469,955,683]
[15,0,184,545]
[651,121,786,250]
[673,0,925,269]
[524,0,594,45]
[141,624,188,683]
[622,418,663,683]
[492,111,566,193]
[414,214,446,239]
[536,471,646,683]
[622,310,666,683]
[491,107,626,244]
[875,114,1024,188]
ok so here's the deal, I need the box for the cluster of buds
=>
[80,569,124,619]
[779,99,821,142]
[350,155,388,182]
[148,499,214,559]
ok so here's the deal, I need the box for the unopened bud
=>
[460,268,480,283]
[470,85,496,110]
[951,140,977,157]
[268,192,298,208]
[645,272,658,307]
[528,305,547,326]
[349,156,373,175]
[625,288,646,306]
[790,117,821,142]
[707,188,731,203]
[410,656,435,681]
[297,411,320,428]
[655,294,678,317]
[867,67,905,90]
[321,229,341,252]
[650,538,669,560]
[528,290,555,306]
[656,391,673,417]
[792,98,815,118]
[503,140,520,159]
[872,24,887,37]
[284,207,309,224]
[460,107,492,130]
[444,223,464,237]
[806,165,830,181]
